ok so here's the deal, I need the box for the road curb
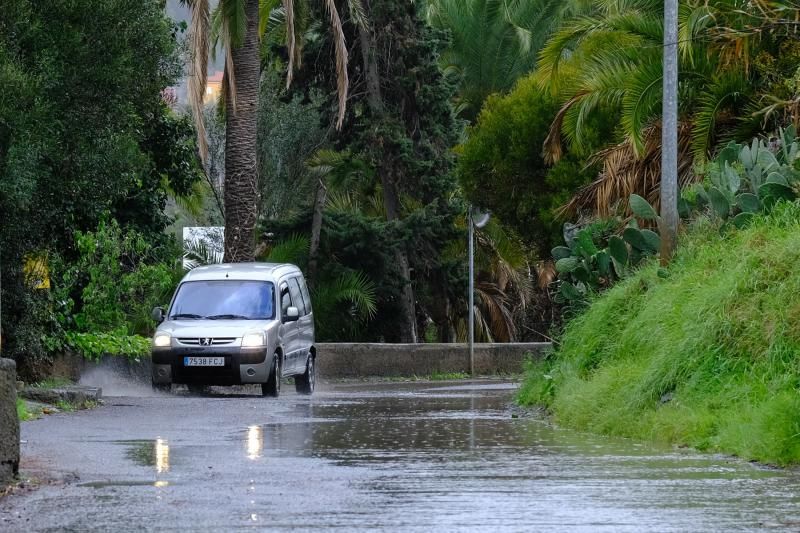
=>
[19,386,102,407]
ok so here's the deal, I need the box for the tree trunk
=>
[358,21,418,343]
[223,0,260,263]
[307,178,327,288]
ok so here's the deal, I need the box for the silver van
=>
[150,263,316,397]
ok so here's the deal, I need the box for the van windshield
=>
[169,280,275,320]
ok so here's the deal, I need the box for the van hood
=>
[157,319,275,338]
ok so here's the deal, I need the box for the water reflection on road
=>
[254,382,800,531]
[4,381,800,531]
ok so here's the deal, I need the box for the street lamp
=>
[468,206,489,377]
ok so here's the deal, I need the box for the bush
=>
[520,202,800,465]
[457,75,610,255]
[55,219,181,337]
[63,332,150,361]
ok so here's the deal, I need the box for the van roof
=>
[182,262,301,282]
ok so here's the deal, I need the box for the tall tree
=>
[268,0,463,342]
[0,0,201,367]
[180,0,260,261]
[222,0,260,261]
[182,0,349,262]
[425,0,574,120]
[537,0,800,219]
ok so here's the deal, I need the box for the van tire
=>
[295,356,315,395]
[152,383,171,394]
[262,353,281,397]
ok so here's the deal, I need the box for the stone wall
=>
[0,358,19,485]
[315,343,550,378]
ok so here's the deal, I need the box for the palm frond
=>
[183,239,223,271]
[620,55,664,155]
[691,71,749,161]
[333,271,377,320]
[185,0,210,164]
[259,0,281,35]
[283,0,298,88]
[560,122,696,219]
[476,281,515,342]
[324,0,348,129]
[263,233,310,265]
[347,0,370,30]
[306,148,349,174]
[209,2,241,111]
[326,190,361,214]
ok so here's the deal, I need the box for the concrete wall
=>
[56,343,551,383]
[0,358,19,485]
[315,343,550,378]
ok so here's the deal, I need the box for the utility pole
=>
[660,0,679,264]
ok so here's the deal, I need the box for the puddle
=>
[123,439,171,473]
[79,480,171,488]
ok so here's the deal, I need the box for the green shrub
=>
[520,202,800,465]
[55,219,180,337]
[62,332,150,361]
[457,76,610,254]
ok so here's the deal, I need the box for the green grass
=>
[16,398,30,422]
[428,371,471,381]
[55,400,76,412]
[33,377,74,389]
[519,203,800,466]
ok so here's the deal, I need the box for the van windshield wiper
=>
[170,313,204,320]
[205,314,251,320]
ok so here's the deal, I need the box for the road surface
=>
[2,380,800,531]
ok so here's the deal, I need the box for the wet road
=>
[2,380,800,532]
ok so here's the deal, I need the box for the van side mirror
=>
[152,307,165,323]
[284,306,300,323]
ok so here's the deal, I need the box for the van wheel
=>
[262,354,281,397]
[294,356,315,395]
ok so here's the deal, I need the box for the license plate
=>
[184,356,225,367]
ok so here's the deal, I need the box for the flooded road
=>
[2,380,799,531]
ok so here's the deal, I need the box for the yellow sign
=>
[23,254,50,289]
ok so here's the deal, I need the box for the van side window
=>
[280,283,292,316]
[297,276,312,314]
[288,278,306,315]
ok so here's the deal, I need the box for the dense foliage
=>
[457,76,610,254]
[260,0,469,342]
[536,0,800,217]
[424,0,572,120]
[0,0,201,375]
[520,202,800,465]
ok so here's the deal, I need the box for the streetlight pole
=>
[468,208,474,376]
[660,0,679,263]
[468,207,489,377]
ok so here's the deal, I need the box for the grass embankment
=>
[519,204,800,465]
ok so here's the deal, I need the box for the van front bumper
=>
[152,346,270,385]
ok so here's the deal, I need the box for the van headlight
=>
[242,332,266,347]
[153,333,171,347]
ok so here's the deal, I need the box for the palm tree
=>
[445,216,532,342]
[535,0,790,219]
[425,0,576,120]
[180,0,350,262]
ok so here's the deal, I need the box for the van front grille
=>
[177,337,236,346]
